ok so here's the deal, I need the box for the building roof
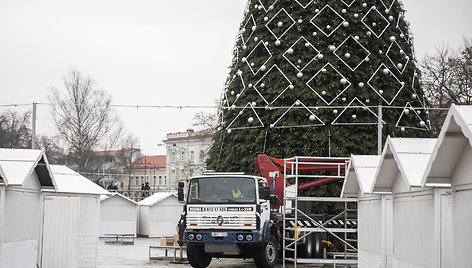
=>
[138,192,177,206]
[100,192,138,205]
[422,104,472,186]
[341,155,381,197]
[50,165,110,195]
[131,155,166,169]
[164,128,214,142]
[0,148,55,188]
[371,137,436,193]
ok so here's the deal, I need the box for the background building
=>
[123,155,167,192]
[163,128,213,190]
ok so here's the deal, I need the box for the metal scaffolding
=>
[282,156,358,268]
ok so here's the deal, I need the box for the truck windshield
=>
[187,177,256,204]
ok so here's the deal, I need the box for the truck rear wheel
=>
[187,244,212,268]
[254,235,278,268]
[304,232,325,258]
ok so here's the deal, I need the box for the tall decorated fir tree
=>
[207,0,433,174]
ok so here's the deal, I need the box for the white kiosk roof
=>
[0,148,55,188]
[422,105,472,186]
[50,165,110,195]
[371,137,437,193]
[138,192,177,206]
[100,192,138,205]
[341,155,381,197]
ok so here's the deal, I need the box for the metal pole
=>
[378,105,382,155]
[32,102,37,149]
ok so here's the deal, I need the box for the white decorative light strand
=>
[253,64,292,106]
[265,8,296,40]
[367,63,404,105]
[271,100,325,128]
[282,36,320,72]
[361,7,391,38]
[245,40,273,75]
[333,35,371,71]
[331,97,386,125]
[306,63,351,105]
[226,102,265,131]
[395,102,430,130]
[310,5,346,37]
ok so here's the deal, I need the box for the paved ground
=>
[97,238,326,268]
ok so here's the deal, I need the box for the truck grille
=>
[187,215,256,229]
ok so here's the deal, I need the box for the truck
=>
[177,154,355,268]
[177,174,277,268]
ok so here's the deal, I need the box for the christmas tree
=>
[207,0,433,173]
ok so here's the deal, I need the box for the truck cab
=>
[178,174,278,268]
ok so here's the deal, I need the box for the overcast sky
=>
[0,0,471,155]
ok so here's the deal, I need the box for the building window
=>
[172,152,176,162]
[181,151,185,161]
[164,176,167,184]
[153,175,156,186]
[200,150,205,162]
[190,151,194,161]
[135,176,139,186]
[158,175,162,184]
[140,176,144,185]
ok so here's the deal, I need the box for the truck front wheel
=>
[254,235,278,268]
[187,244,212,268]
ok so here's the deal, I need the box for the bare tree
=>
[420,37,472,131]
[0,110,32,148]
[36,135,65,164]
[192,111,218,130]
[116,134,142,190]
[50,70,122,172]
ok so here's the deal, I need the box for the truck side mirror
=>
[261,186,271,200]
[178,181,185,203]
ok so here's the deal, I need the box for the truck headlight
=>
[196,234,203,241]
[188,233,195,240]
[237,234,244,241]
[245,234,253,241]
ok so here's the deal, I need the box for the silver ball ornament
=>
[329,45,336,51]
[383,68,389,74]
[309,114,316,121]
[297,72,303,78]
[227,129,232,133]
[248,117,254,123]
[359,82,365,87]
[287,48,294,54]
[340,78,347,85]
[275,40,281,46]
[344,53,351,59]
[352,114,357,119]
[277,21,283,27]
[343,21,349,27]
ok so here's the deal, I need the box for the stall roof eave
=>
[341,154,381,197]
[422,105,472,186]
[138,192,177,206]
[50,165,110,195]
[0,148,56,189]
[100,192,139,205]
[371,137,436,193]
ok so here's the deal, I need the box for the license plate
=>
[211,232,228,237]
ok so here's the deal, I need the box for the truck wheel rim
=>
[266,243,275,262]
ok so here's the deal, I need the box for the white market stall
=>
[0,149,55,268]
[341,155,386,267]
[421,104,472,267]
[39,165,110,268]
[99,193,138,237]
[372,137,452,268]
[138,192,182,237]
